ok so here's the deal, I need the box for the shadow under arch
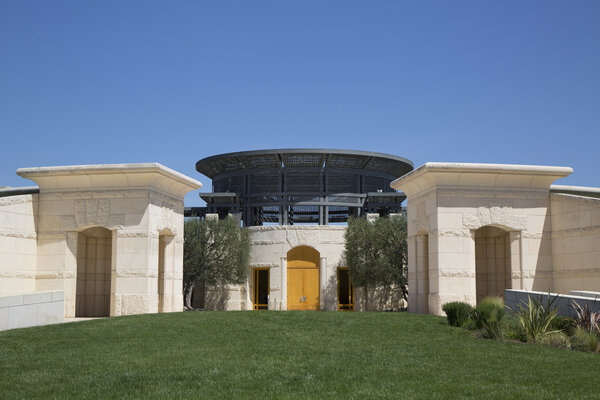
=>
[76,226,113,317]
[474,225,513,304]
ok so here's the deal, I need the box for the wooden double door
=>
[287,246,320,311]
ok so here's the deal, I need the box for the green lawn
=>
[1,311,598,399]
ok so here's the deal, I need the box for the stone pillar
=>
[415,234,429,314]
[64,231,78,318]
[280,257,287,311]
[509,231,523,290]
[407,235,417,313]
[319,257,327,310]
[111,230,157,316]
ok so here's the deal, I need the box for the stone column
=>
[111,230,157,316]
[280,257,287,311]
[415,234,429,314]
[64,231,79,318]
[509,231,523,290]
[319,257,327,310]
[407,235,417,313]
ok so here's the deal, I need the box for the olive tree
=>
[183,216,250,309]
[344,215,408,310]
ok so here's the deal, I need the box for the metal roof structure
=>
[188,149,413,226]
[196,148,413,179]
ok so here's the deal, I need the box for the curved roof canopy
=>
[196,149,414,179]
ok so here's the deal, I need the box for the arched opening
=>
[287,246,320,310]
[158,232,174,313]
[76,227,112,317]
[475,226,512,304]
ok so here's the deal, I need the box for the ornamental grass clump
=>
[539,331,571,350]
[442,301,473,327]
[571,326,599,352]
[471,297,505,339]
[510,293,559,343]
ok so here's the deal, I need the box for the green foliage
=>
[472,297,505,339]
[183,217,250,308]
[344,215,408,308]
[571,301,600,335]
[550,316,577,337]
[442,302,473,327]
[540,331,571,350]
[502,314,527,342]
[510,293,559,343]
[571,327,599,353]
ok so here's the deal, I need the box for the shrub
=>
[550,316,577,337]
[472,297,505,339]
[571,327,599,352]
[503,314,527,342]
[442,302,473,327]
[510,293,559,343]
[540,331,571,350]
[571,301,600,335]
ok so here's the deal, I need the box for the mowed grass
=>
[1,312,599,399]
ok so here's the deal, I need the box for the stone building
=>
[188,149,413,311]
[391,163,600,315]
[0,164,201,330]
[2,155,599,328]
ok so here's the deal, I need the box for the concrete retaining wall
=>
[0,291,64,331]
[505,289,600,318]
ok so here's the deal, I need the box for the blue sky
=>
[1,1,598,206]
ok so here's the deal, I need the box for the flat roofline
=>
[391,162,573,197]
[17,163,202,190]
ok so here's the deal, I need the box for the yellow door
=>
[287,269,305,311]
[287,246,320,311]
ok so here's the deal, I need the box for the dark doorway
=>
[338,268,354,311]
[253,268,269,310]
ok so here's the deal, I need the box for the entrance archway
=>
[76,227,112,317]
[475,226,512,304]
[287,246,320,310]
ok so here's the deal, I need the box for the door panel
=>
[304,268,320,310]
[287,269,305,311]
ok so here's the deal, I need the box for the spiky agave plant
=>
[511,293,559,343]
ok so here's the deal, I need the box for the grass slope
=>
[1,311,598,399]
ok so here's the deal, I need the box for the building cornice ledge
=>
[16,163,202,199]
[391,162,573,198]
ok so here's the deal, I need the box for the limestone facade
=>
[550,187,600,293]
[207,224,405,311]
[210,225,347,311]
[0,164,201,320]
[391,162,600,316]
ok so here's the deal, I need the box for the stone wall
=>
[0,194,38,295]
[505,289,600,318]
[246,225,347,311]
[392,162,573,315]
[0,291,64,331]
[550,193,600,293]
[15,163,200,318]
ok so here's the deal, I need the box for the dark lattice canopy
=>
[190,149,413,226]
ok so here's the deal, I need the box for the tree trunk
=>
[364,286,369,311]
[184,282,194,309]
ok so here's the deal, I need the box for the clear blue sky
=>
[1,1,598,206]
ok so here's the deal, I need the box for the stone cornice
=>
[391,162,572,198]
[17,163,202,199]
